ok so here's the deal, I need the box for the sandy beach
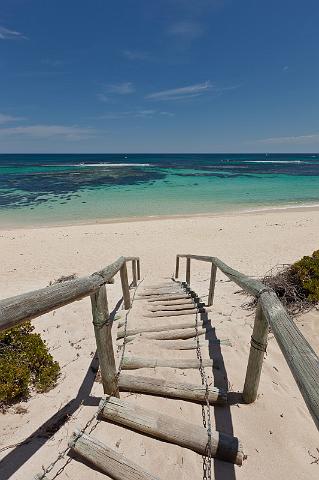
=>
[1,208,318,480]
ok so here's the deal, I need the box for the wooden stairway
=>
[1,253,316,479]
[63,279,243,479]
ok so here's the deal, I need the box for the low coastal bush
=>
[244,249,319,314]
[0,322,60,406]
[292,250,319,302]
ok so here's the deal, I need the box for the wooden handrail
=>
[176,254,265,296]
[0,256,140,332]
[176,254,319,430]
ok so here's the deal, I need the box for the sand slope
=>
[0,209,318,479]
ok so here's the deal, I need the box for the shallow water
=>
[1,153,319,226]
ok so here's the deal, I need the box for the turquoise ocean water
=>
[0,153,319,227]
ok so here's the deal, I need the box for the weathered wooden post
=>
[207,263,217,306]
[175,256,180,278]
[243,300,268,403]
[186,257,191,285]
[132,260,138,287]
[91,286,119,397]
[120,261,131,309]
[137,258,141,280]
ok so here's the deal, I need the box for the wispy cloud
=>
[0,125,96,140]
[255,133,319,145]
[105,82,135,95]
[97,82,135,103]
[167,20,204,39]
[146,81,240,101]
[122,50,149,61]
[97,93,110,103]
[159,111,175,117]
[0,26,27,40]
[146,81,212,100]
[0,113,24,124]
[98,109,174,120]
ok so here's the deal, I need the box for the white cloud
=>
[159,111,175,117]
[167,20,204,39]
[146,81,212,100]
[0,26,26,40]
[105,82,135,95]
[146,81,240,101]
[0,125,96,140]
[255,133,319,145]
[98,109,173,120]
[135,109,156,117]
[97,82,135,102]
[122,50,149,61]
[0,113,24,124]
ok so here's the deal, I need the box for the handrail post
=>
[91,286,119,397]
[137,258,141,280]
[120,262,131,309]
[243,300,268,403]
[186,258,191,285]
[175,256,180,278]
[207,264,217,306]
[132,260,138,287]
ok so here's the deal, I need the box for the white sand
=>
[0,208,318,479]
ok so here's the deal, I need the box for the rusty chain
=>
[35,278,143,480]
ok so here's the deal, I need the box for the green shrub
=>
[292,250,319,302]
[0,321,60,406]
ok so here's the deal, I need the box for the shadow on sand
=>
[0,298,124,480]
[201,310,244,480]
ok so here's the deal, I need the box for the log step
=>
[99,396,243,465]
[158,338,232,350]
[144,281,182,290]
[117,309,194,328]
[117,319,209,339]
[121,355,216,370]
[150,298,194,306]
[138,289,184,297]
[144,308,207,318]
[124,327,210,341]
[149,303,196,312]
[69,430,160,480]
[143,294,191,302]
[118,373,227,404]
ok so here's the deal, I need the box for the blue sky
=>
[0,0,318,153]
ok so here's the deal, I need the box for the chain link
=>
[35,278,143,480]
[181,282,212,480]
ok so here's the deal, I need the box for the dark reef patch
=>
[0,166,166,208]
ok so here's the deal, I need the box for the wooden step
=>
[99,396,243,465]
[118,373,227,404]
[121,355,216,370]
[69,430,160,480]
[138,289,184,297]
[144,282,182,290]
[141,294,191,302]
[149,303,196,312]
[150,298,194,306]
[117,319,208,339]
[123,326,210,341]
[158,338,232,350]
[144,308,207,318]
